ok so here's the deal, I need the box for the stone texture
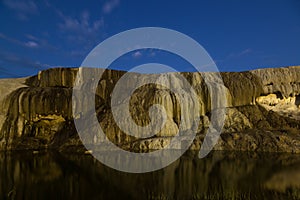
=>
[251,66,300,98]
[0,66,299,153]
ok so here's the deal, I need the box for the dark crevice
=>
[295,94,300,107]
[274,91,284,100]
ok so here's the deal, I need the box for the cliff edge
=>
[0,66,299,153]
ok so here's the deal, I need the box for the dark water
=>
[1,150,300,200]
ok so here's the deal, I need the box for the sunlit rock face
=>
[0,66,299,152]
[221,71,263,106]
[252,66,300,121]
[251,66,300,97]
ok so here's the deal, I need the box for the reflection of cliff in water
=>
[1,151,300,200]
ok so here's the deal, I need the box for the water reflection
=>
[1,150,300,199]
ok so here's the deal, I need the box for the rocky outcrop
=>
[251,66,300,97]
[0,66,299,153]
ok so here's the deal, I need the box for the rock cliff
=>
[0,66,299,153]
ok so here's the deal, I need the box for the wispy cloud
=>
[216,48,254,71]
[102,0,120,14]
[24,41,39,48]
[132,51,142,58]
[0,32,36,48]
[37,1,105,59]
[0,51,43,70]
[55,10,105,57]
[43,0,117,57]
[228,48,252,58]
[58,11,104,36]
[0,33,40,48]
[2,0,38,20]
[0,32,24,46]
[25,34,57,51]
[150,48,160,57]
[0,50,55,78]
[131,49,158,58]
[25,34,39,41]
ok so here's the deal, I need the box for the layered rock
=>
[0,66,299,153]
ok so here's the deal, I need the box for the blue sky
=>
[0,0,300,77]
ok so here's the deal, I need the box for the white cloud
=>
[132,51,142,58]
[25,34,58,51]
[25,41,39,48]
[58,11,104,38]
[148,49,157,57]
[228,48,252,58]
[46,2,104,37]
[2,0,38,20]
[44,1,110,56]
[0,33,57,51]
[102,0,120,14]
[57,10,104,53]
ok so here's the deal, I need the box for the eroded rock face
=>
[251,66,300,98]
[0,66,299,152]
